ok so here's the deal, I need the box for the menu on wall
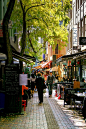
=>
[19,74,28,85]
[5,64,19,95]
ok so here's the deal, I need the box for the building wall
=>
[0,0,10,21]
[0,0,19,52]
[47,41,66,63]
[67,0,86,54]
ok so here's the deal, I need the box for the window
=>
[81,0,82,5]
[85,17,86,24]
[55,44,58,54]
[85,31,86,37]
[82,20,83,27]
[79,0,80,8]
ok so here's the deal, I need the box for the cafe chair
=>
[70,98,75,109]
[74,100,83,114]
[22,100,26,111]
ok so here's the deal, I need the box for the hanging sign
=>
[79,37,86,45]
[19,74,28,85]
[78,9,80,22]
[84,2,86,16]
[81,5,83,19]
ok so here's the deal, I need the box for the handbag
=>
[43,89,46,93]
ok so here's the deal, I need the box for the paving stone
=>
[0,90,86,129]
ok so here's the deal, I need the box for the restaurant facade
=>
[55,0,86,84]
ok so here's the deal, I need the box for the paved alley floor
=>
[0,89,86,129]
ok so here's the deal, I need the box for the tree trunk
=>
[20,12,26,56]
[3,0,15,64]
[20,11,26,73]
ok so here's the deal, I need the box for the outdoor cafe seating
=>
[63,81,86,120]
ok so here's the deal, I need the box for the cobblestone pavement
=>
[0,89,86,129]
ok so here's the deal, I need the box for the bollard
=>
[58,94,61,99]
[55,90,57,97]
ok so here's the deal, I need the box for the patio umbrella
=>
[51,66,58,71]
[44,68,50,71]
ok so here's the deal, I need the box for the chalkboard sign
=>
[5,64,19,95]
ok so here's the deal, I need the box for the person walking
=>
[46,70,55,97]
[41,71,46,89]
[35,73,44,105]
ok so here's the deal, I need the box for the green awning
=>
[12,52,34,64]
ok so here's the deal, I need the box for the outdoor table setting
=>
[74,92,86,103]
[73,92,86,111]
[74,92,85,97]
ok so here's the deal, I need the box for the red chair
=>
[22,100,26,111]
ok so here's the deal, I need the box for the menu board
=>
[73,81,80,89]
[5,64,19,95]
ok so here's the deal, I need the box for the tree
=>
[3,0,16,64]
[11,0,72,61]
[3,0,72,65]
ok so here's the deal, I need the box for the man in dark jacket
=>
[35,73,44,105]
[46,70,55,97]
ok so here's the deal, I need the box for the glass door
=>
[67,66,72,82]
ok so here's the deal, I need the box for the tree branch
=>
[27,17,48,27]
[27,30,37,53]
[26,4,45,13]
[20,0,24,13]
[27,17,39,21]
[41,17,48,27]
[29,38,37,54]
[27,29,46,54]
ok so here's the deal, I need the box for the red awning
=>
[41,61,52,68]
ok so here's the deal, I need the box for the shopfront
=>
[81,59,86,82]
[56,51,86,83]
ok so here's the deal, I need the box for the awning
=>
[44,68,50,71]
[12,52,34,64]
[56,51,86,63]
[44,66,59,72]
[0,53,7,60]
[41,61,52,68]
[0,44,36,63]
[51,66,58,71]
[34,65,42,69]
[11,45,36,63]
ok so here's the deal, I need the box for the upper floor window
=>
[78,0,80,9]
[55,44,58,54]
[85,17,86,24]
[82,20,83,27]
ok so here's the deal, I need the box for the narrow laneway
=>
[0,89,86,129]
